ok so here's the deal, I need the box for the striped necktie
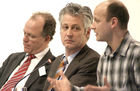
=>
[1,54,36,91]
[48,57,68,91]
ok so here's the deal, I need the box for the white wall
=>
[0,0,140,66]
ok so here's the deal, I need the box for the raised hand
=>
[84,77,111,91]
[47,71,71,91]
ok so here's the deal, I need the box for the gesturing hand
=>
[47,71,71,91]
[84,77,111,91]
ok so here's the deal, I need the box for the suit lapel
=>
[43,55,62,90]
[65,45,89,78]
[48,56,62,78]
[24,50,54,88]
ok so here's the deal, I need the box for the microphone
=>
[13,58,52,91]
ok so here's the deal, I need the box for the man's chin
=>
[96,37,102,41]
[96,38,105,42]
[24,49,31,54]
[65,46,74,50]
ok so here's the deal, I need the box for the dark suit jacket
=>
[0,50,55,91]
[43,45,100,91]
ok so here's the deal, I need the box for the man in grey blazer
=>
[43,3,100,91]
[0,12,56,91]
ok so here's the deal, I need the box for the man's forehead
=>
[95,1,109,11]
[93,2,109,17]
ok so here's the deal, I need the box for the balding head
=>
[95,0,129,30]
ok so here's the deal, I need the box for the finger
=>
[84,85,90,91]
[59,71,66,79]
[85,85,98,91]
[47,77,56,87]
[104,77,111,88]
[47,77,54,83]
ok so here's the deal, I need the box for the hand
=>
[47,71,71,91]
[84,78,111,91]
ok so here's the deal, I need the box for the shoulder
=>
[75,45,100,65]
[126,33,140,52]
[129,39,140,55]
[130,40,140,48]
[10,52,25,56]
[81,45,100,58]
[51,54,63,64]
[6,52,25,60]
[87,46,100,57]
[55,54,63,61]
[1,52,25,69]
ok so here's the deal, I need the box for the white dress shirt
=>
[2,47,49,89]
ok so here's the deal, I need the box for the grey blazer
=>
[43,45,100,91]
[0,50,55,91]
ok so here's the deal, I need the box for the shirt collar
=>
[63,50,80,64]
[25,47,49,59]
[104,32,132,57]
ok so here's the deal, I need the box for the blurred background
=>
[0,0,140,67]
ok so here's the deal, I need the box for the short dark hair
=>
[106,1,129,30]
[31,12,56,40]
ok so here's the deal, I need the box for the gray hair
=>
[59,3,93,32]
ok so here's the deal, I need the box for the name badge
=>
[39,66,46,76]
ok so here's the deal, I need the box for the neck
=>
[65,45,84,57]
[31,44,48,54]
[108,30,128,52]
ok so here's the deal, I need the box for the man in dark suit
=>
[0,12,56,91]
[43,3,100,91]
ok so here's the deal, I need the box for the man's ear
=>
[86,28,91,39]
[45,35,51,42]
[111,17,118,29]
